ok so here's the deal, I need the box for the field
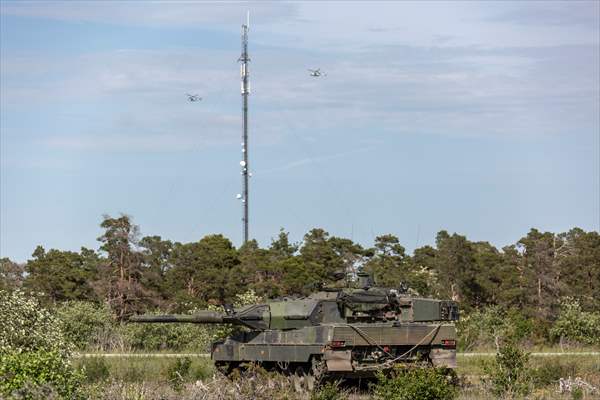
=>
[72,352,600,400]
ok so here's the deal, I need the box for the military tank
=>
[130,273,459,380]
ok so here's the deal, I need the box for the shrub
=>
[483,341,531,398]
[119,320,212,351]
[311,381,348,400]
[191,360,214,381]
[457,306,534,351]
[80,357,110,383]
[550,298,600,347]
[0,289,85,399]
[55,301,115,350]
[0,350,84,398]
[373,367,457,400]
[528,362,579,388]
[166,357,192,391]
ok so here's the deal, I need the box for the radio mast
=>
[239,13,250,243]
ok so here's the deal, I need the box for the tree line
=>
[1,215,598,333]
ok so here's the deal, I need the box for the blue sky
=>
[1,1,598,262]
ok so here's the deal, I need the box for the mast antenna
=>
[239,12,250,243]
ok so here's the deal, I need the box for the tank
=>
[130,273,459,380]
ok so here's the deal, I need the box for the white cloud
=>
[1,3,598,156]
[257,147,376,175]
[0,1,297,28]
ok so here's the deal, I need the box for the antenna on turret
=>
[238,12,250,244]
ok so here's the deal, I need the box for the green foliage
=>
[166,357,191,391]
[24,246,99,304]
[373,367,457,400]
[550,298,600,346]
[364,234,430,292]
[571,387,584,400]
[9,215,600,353]
[119,319,212,351]
[55,301,114,350]
[529,362,579,388]
[483,341,531,398]
[96,214,154,320]
[311,381,348,400]
[80,357,110,383]
[0,290,73,356]
[0,257,24,291]
[0,350,85,399]
[457,306,534,351]
[166,234,241,307]
[0,290,85,399]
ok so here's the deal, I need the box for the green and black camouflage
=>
[130,273,459,379]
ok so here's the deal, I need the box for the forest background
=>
[2,214,599,351]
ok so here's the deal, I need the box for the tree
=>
[238,239,272,297]
[554,228,600,310]
[166,234,240,308]
[269,229,298,260]
[95,214,152,319]
[0,257,24,291]
[24,246,98,303]
[365,235,414,289]
[300,228,345,285]
[329,236,366,283]
[415,231,485,310]
[517,229,561,320]
[139,235,174,306]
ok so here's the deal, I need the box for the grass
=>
[73,351,600,399]
[74,356,215,384]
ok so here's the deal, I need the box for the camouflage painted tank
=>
[130,273,459,380]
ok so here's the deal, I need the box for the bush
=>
[550,298,600,347]
[373,367,457,400]
[80,357,110,383]
[191,360,214,381]
[55,301,115,350]
[0,350,84,398]
[166,357,192,391]
[0,289,85,399]
[483,341,531,398]
[457,306,534,351]
[119,320,213,351]
[528,362,581,388]
[311,381,347,400]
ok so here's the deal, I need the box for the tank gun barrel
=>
[129,311,226,324]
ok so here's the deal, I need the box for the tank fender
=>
[323,349,353,372]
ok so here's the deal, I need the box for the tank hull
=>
[212,322,456,375]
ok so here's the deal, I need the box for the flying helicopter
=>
[308,68,326,77]
[186,93,202,102]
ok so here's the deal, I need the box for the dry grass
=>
[73,353,600,400]
[85,368,318,400]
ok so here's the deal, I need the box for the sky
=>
[1,1,599,262]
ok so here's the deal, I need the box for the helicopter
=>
[186,93,202,102]
[308,68,326,77]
